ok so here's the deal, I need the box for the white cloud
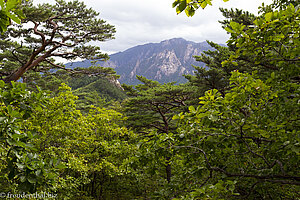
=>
[34,0,273,54]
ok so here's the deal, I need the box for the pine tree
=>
[123,76,195,183]
[0,0,116,83]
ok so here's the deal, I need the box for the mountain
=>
[67,75,127,111]
[66,38,215,85]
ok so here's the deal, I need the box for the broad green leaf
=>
[230,21,240,31]
[7,105,13,114]
[265,12,273,21]
[172,0,180,8]
[176,2,187,14]
[14,9,25,18]
[189,106,196,113]
[7,138,17,146]
[225,27,235,34]
[0,0,4,9]
[200,1,207,9]
[6,0,19,11]
[55,163,67,169]
[208,114,218,121]
[6,12,21,24]
[16,163,25,169]
[35,170,42,177]
[46,172,57,180]
[271,72,275,79]
[27,177,37,184]
[291,145,299,154]
[185,7,195,17]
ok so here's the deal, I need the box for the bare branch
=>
[47,17,59,42]
[44,59,71,72]
[241,138,271,167]
[199,170,213,188]
[173,145,212,168]
[212,166,300,185]
[49,52,78,60]
[269,160,286,175]
[173,145,300,185]
[51,41,76,48]
[236,181,260,199]
[32,21,46,44]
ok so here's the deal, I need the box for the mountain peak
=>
[105,38,214,84]
[162,37,186,42]
[66,39,216,85]
[161,38,188,45]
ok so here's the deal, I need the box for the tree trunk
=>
[166,156,171,183]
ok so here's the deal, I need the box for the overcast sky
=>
[33,0,273,54]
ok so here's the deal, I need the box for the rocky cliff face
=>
[104,38,214,85]
[66,38,214,85]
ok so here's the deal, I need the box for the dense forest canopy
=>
[0,0,299,199]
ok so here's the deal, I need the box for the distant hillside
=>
[66,38,215,85]
[67,76,127,111]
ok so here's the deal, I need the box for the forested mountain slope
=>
[67,75,127,110]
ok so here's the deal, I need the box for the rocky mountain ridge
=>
[66,38,215,85]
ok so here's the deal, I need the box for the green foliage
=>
[173,71,299,198]
[219,8,256,29]
[0,0,25,33]
[0,81,59,192]
[123,76,194,133]
[122,76,198,198]
[0,0,116,83]
[0,81,138,198]
[68,75,126,112]
[1,0,299,199]
[172,0,229,16]
[224,4,300,81]
[26,84,137,199]
[184,41,237,99]
[67,75,125,112]
[166,1,300,199]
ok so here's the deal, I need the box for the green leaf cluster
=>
[0,81,58,192]
[0,0,25,33]
[172,0,229,17]
[167,1,300,199]
[25,84,137,199]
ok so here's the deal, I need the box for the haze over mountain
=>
[66,38,215,85]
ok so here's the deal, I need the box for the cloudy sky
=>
[33,0,273,54]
